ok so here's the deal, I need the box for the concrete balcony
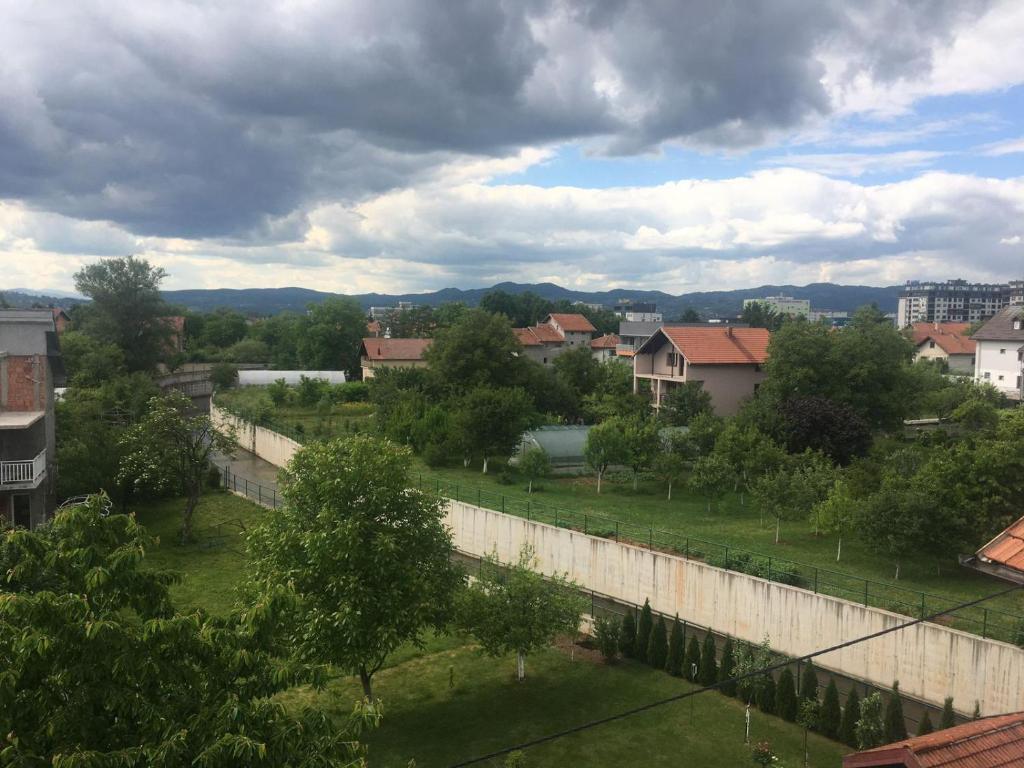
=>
[0,449,47,489]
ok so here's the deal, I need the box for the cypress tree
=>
[636,600,653,664]
[718,637,737,697]
[819,678,842,740]
[647,616,668,670]
[698,632,718,685]
[619,611,636,658]
[972,701,981,720]
[799,661,819,703]
[684,634,702,682]
[884,682,908,742]
[839,690,861,748]
[916,711,934,736]
[666,615,684,676]
[775,668,798,722]
[939,697,956,730]
[757,674,777,715]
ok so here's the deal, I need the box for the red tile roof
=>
[912,322,977,356]
[976,517,1024,575]
[514,323,564,346]
[514,327,542,346]
[366,320,382,336]
[843,712,1024,767]
[546,313,596,333]
[591,333,620,349]
[360,338,431,361]
[655,327,770,364]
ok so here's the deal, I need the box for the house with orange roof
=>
[632,326,771,416]
[843,710,1024,767]
[911,322,976,374]
[513,313,596,365]
[359,337,431,379]
[590,333,620,362]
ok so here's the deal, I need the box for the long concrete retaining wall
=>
[211,401,301,469]
[445,500,1024,716]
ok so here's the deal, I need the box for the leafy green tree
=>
[741,301,784,330]
[654,450,688,501]
[117,392,236,541]
[659,381,713,426]
[917,711,935,736]
[296,297,366,373]
[753,452,835,544]
[636,599,654,664]
[815,477,857,561]
[59,330,126,386]
[840,689,861,747]
[623,416,659,490]
[798,698,822,763]
[676,307,701,322]
[939,697,956,729]
[684,634,702,682]
[553,345,603,400]
[222,337,270,363]
[252,311,303,368]
[667,615,684,676]
[856,692,886,749]
[582,361,650,423]
[248,435,463,699]
[584,418,629,493]
[73,255,173,372]
[455,386,535,473]
[713,422,785,505]
[647,616,668,670]
[951,397,1000,433]
[688,453,734,512]
[199,308,248,348]
[779,395,872,465]
[459,546,585,681]
[854,473,932,579]
[698,632,718,685]
[733,637,777,705]
[687,410,724,455]
[0,497,377,766]
[210,362,238,389]
[593,616,620,663]
[884,682,908,742]
[619,611,637,658]
[820,678,842,739]
[757,673,777,714]
[775,668,799,721]
[519,446,551,493]
[426,308,524,392]
[479,290,553,327]
[718,637,737,697]
[800,661,819,703]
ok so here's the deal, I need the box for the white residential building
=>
[896,279,1020,327]
[972,306,1024,400]
[742,296,810,317]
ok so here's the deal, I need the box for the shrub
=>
[775,668,798,722]
[331,381,369,403]
[647,617,668,670]
[884,682,908,742]
[916,711,934,736]
[683,634,701,682]
[210,362,238,390]
[820,678,842,740]
[593,616,619,663]
[698,632,717,686]
[800,661,819,703]
[757,674,776,715]
[939,697,956,729]
[497,469,515,485]
[839,689,861,747]
[619,612,637,658]
[667,616,684,676]
[636,600,653,664]
[504,751,526,768]
[718,637,737,697]
[296,375,329,407]
[267,378,290,406]
[204,463,222,490]
[422,441,449,468]
[856,692,886,749]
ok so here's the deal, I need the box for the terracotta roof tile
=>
[912,323,977,355]
[843,712,1024,767]
[654,327,771,364]
[977,517,1024,574]
[366,320,382,335]
[591,333,620,349]
[360,338,431,361]
[546,313,596,333]
[514,327,542,346]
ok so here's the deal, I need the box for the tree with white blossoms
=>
[117,391,236,542]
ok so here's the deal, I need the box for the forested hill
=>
[151,281,901,317]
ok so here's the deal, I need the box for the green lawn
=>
[411,460,1024,640]
[132,491,851,768]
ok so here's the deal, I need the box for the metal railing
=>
[0,449,46,485]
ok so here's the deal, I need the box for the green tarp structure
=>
[510,425,592,467]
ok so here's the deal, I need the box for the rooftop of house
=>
[514,320,570,346]
[366,320,382,336]
[0,411,45,429]
[911,322,977,355]
[360,337,432,361]
[642,326,771,365]
[972,306,1024,342]
[843,711,1024,767]
[966,515,1024,585]
[590,333,620,349]
[545,313,596,333]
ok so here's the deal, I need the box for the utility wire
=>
[448,582,1022,767]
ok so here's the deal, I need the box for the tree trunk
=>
[633,471,638,491]
[463,456,470,468]
[740,490,745,507]
[528,479,533,494]
[667,481,672,502]
[516,651,526,682]
[181,484,199,544]
[482,457,489,474]
[359,666,374,700]
[895,561,901,580]
[775,516,781,545]
[836,535,842,562]
[597,470,602,494]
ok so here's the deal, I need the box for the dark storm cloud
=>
[0,0,992,238]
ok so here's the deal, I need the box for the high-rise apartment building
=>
[896,279,1023,327]
[742,296,810,317]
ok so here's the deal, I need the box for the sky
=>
[1,0,1023,297]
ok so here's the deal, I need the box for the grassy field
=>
[132,491,851,768]
[410,460,1024,635]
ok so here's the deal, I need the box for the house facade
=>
[1,309,65,529]
[359,338,431,379]
[632,326,770,416]
[590,333,620,362]
[910,322,976,373]
[972,306,1024,400]
[513,313,596,365]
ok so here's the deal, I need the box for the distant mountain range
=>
[3,281,903,318]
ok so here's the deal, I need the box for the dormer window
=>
[1014,318,1022,331]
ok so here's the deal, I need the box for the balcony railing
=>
[0,450,46,487]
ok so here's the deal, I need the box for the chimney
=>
[727,327,733,337]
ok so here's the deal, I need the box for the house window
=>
[998,374,1004,381]
[12,494,31,529]
[667,352,678,367]
[543,357,548,364]
[984,371,991,379]
[928,341,935,349]
[1014,319,1022,330]
[1000,348,1006,354]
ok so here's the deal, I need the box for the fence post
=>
[864,581,869,606]
[724,546,729,569]
[616,521,620,543]
[273,488,277,508]
[258,485,262,505]
[813,568,819,594]
[768,557,772,582]
[501,496,505,514]
[685,538,689,559]
[584,515,588,535]
[649,528,653,549]
[982,609,988,638]
[527,500,530,521]
[920,594,926,620]
[555,510,559,528]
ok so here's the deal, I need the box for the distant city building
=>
[572,301,605,312]
[896,279,1023,327]
[808,310,849,326]
[612,300,662,323]
[742,296,810,317]
[369,301,415,321]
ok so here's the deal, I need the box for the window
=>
[984,371,991,379]
[998,374,1004,381]
[667,352,678,367]
[1000,348,1006,354]
[12,494,31,529]
[1014,319,1022,330]
[928,341,935,349]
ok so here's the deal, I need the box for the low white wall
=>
[210,401,301,469]
[237,370,347,386]
[445,500,1024,717]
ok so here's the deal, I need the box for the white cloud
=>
[761,150,945,177]
[1000,235,1022,245]
[980,137,1024,157]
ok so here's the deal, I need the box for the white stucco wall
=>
[210,401,301,468]
[974,339,1023,398]
[445,499,1024,717]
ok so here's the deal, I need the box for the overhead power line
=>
[448,583,1022,767]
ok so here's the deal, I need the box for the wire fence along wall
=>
[212,459,1024,646]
